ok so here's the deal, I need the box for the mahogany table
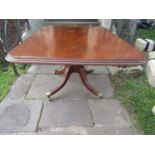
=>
[6,25,146,99]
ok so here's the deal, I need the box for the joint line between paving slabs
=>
[106,66,112,78]
[36,100,44,133]
[105,66,114,82]
[90,106,95,127]
[24,74,36,98]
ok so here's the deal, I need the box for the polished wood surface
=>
[6,25,146,65]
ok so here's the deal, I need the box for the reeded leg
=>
[46,66,72,98]
[78,67,103,98]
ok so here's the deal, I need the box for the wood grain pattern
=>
[6,25,146,66]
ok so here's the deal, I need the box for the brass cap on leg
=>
[46,92,52,98]
[46,92,53,101]
[98,93,103,99]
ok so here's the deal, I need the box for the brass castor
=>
[46,92,52,101]
[97,93,103,99]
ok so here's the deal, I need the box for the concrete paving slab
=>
[87,124,137,135]
[39,99,93,129]
[0,100,43,133]
[90,66,108,74]
[0,99,18,117]
[26,74,114,99]
[38,126,88,135]
[27,65,62,74]
[6,74,35,99]
[107,66,119,75]
[27,65,40,73]
[87,125,117,135]
[38,124,137,135]
[28,65,108,74]
[0,63,138,135]
[114,125,137,135]
[27,74,62,99]
[90,99,134,127]
[37,131,76,135]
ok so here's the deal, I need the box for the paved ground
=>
[0,65,138,134]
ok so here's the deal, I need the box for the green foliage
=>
[0,68,15,101]
[112,28,155,134]
[113,74,155,134]
[137,28,155,40]
[0,64,29,102]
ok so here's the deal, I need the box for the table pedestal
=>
[46,65,103,99]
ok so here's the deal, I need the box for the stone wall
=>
[99,19,112,29]
[112,19,138,44]
[28,19,44,32]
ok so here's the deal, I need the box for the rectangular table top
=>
[6,25,146,66]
